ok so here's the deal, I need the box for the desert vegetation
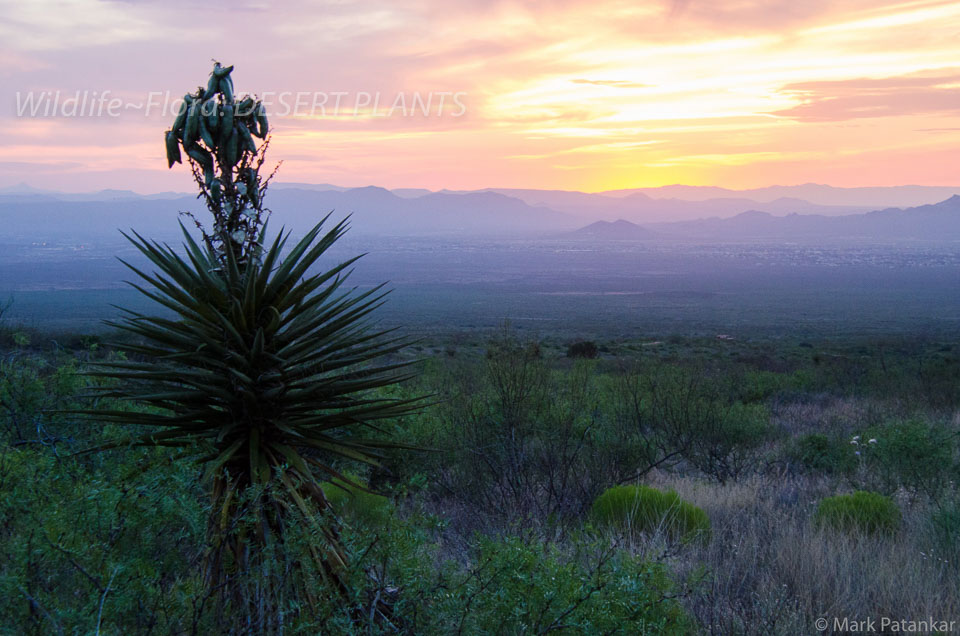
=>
[1,321,958,633]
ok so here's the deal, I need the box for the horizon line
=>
[3,180,960,198]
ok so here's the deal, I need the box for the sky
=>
[1,0,959,193]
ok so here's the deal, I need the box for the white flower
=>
[850,439,859,445]
[868,438,877,444]
[852,435,861,441]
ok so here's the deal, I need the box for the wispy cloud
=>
[772,72,960,121]
[570,79,653,88]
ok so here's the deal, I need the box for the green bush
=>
[566,340,599,359]
[738,370,788,403]
[320,472,391,525]
[788,433,854,474]
[863,419,955,496]
[305,510,694,634]
[0,445,210,633]
[0,354,81,443]
[814,491,900,535]
[592,485,711,542]
[930,500,960,558]
[639,365,770,482]
[720,402,772,448]
[440,537,693,634]
[689,401,771,482]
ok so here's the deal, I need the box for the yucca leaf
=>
[80,216,423,482]
[203,438,245,483]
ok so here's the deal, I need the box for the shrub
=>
[299,512,693,634]
[788,433,854,474]
[320,472,391,525]
[592,485,710,542]
[634,365,770,483]
[0,354,82,443]
[687,401,771,483]
[738,370,788,403]
[0,446,210,633]
[863,419,955,497]
[814,491,900,535]
[930,500,960,558]
[718,402,771,447]
[566,340,599,359]
[445,537,693,634]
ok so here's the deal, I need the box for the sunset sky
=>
[2,0,959,193]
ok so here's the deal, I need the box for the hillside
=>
[652,195,960,240]
[4,184,960,243]
[563,219,661,240]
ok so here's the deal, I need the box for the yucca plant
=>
[78,63,424,629]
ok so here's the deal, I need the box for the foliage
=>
[930,500,960,561]
[0,444,210,634]
[566,340,599,359]
[737,369,792,403]
[440,536,694,635]
[788,432,855,474]
[629,364,772,483]
[860,419,957,498]
[592,484,711,542]
[814,491,901,535]
[426,330,616,525]
[0,352,81,442]
[690,403,771,483]
[320,471,392,526]
[263,508,694,634]
[77,218,422,624]
[0,435,694,634]
[4,326,960,632]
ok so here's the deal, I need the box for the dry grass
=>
[417,363,958,634]
[769,395,890,438]
[612,471,960,635]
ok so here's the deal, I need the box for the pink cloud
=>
[2,0,960,191]
[772,72,960,121]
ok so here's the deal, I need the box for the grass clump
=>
[592,485,711,542]
[320,473,392,525]
[814,490,900,535]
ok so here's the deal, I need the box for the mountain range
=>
[1,181,959,242]
[648,196,960,241]
[562,196,960,242]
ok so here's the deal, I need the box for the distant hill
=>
[271,182,349,192]
[652,195,960,240]
[277,182,958,222]
[266,187,577,235]
[6,180,959,228]
[3,181,960,243]
[599,183,960,208]
[0,185,578,242]
[470,189,871,223]
[564,219,661,240]
[0,182,190,202]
